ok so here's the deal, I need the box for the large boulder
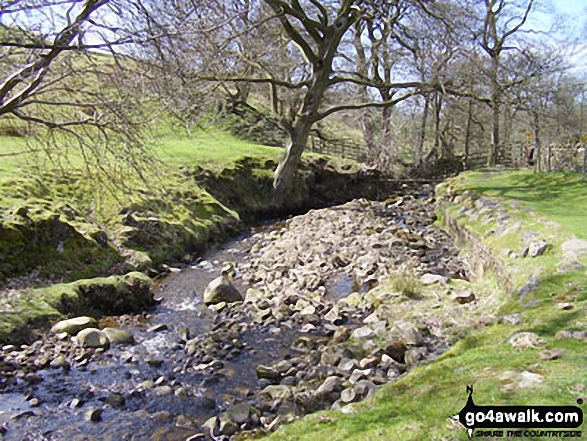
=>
[203,276,242,305]
[50,316,98,335]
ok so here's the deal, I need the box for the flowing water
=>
[0,224,311,440]
[0,194,470,440]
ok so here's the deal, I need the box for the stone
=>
[316,376,343,397]
[351,326,375,339]
[324,306,341,322]
[227,403,252,425]
[508,332,547,350]
[500,371,544,392]
[50,317,97,335]
[320,352,342,367]
[556,303,574,310]
[102,328,135,345]
[340,387,356,403]
[262,385,292,401]
[539,350,565,361]
[256,365,281,381]
[453,291,476,304]
[354,379,378,398]
[363,312,380,324]
[420,274,447,285]
[203,276,243,305]
[337,358,357,373]
[359,356,379,369]
[384,340,407,363]
[404,348,425,366]
[50,355,69,369]
[201,416,219,437]
[76,328,110,349]
[395,322,423,346]
[349,369,371,384]
[219,420,239,436]
[151,411,174,421]
[147,324,168,333]
[561,238,587,262]
[154,386,173,396]
[523,240,548,258]
[85,408,103,422]
[558,261,586,273]
[500,314,522,325]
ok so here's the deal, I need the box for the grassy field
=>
[456,169,587,239]
[262,170,587,441]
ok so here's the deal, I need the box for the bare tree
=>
[0,0,161,182]
[132,0,435,200]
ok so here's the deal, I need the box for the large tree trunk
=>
[416,94,430,165]
[488,55,500,167]
[464,99,473,170]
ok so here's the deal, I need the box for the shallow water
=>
[0,220,351,440]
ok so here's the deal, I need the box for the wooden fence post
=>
[547,145,552,172]
[583,146,587,174]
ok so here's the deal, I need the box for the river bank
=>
[0,191,480,440]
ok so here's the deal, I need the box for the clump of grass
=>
[389,268,422,299]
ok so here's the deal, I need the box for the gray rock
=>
[227,403,252,425]
[561,238,587,262]
[420,274,447,285]
[340,387,356,403]
[85,408,103,422]
[203,276,242,305]
[523,240,548,258]
[500,313,522,325]
[453,291,476,304]
[337,358,357,373]
[395,322,423,346]
[349,368,371,384]
[404,348,425,366]
[154,386,173,396]
[351,326,375,339]
[219,420,239,436]
[147,324,168,333]
[557,261,585,273]
[262,385,292,401]
[50,317,97,335]
[76,328,110,350]
[354,379,378,398]
[256,364,281,381]
[102,328,135,345]
[320,351,342,367]
[201,416,219,437]
[315,376,343,396]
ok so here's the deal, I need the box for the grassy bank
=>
[262,170,587,441]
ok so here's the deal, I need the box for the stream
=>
[0,193,472,440]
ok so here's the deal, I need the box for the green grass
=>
[154,129,281,169]
[454,169,587,239]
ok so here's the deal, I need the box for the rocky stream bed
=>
[0,192,483,440]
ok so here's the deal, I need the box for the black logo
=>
[455,386,584,438]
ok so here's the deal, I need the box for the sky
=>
[525,0,587,75]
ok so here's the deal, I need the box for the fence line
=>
[307,131,366,162]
